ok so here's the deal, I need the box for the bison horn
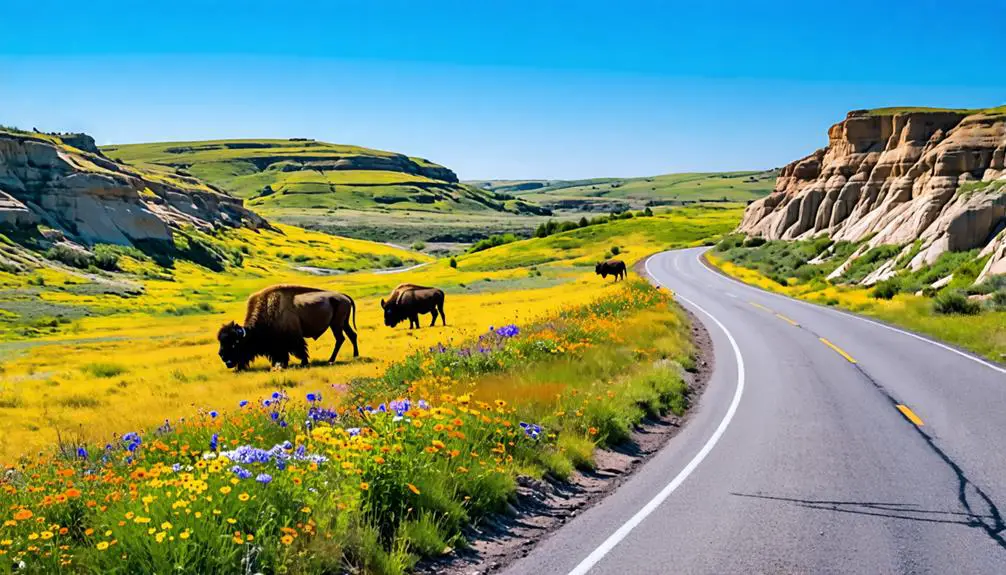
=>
[236,326,246,337]
[380,298,386,308]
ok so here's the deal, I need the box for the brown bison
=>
[380,283,446,329]
[217,284,358,370]
[595,259,627,281]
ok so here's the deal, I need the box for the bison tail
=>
[349,295,357,330]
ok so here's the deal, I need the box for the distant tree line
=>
[534,207,653,238]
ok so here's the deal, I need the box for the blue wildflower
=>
[239,400,249,408]
[306,392,320,403]
[76,447,88,459]
[231,465,253,480]
[209,433,219,451]
[347,427,361,437]
[256,473,273,484]
[209,410,218,419]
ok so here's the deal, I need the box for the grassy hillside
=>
[469,170,776,213]
[0,203,743,459]
[105,139,548,239]
[0,204,742,573]
[0,223,429,341]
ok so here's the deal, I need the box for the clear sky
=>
[2,0,1003,179]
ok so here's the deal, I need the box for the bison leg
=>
[429,310,437,327]
[438,303,446,326]
[291,339,310,367]
[409,314,419,329]
[344,323,359,357]
[328,329,345,364]
[269,350,290,370]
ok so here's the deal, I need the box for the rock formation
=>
[0,131,270,246]
[738,107,1006,283]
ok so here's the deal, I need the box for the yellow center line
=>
[775,313,800,327]
[749,301,771,312]
[819,338,857,363]
[896,404,924,426]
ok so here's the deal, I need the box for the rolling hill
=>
[469,170,777,213]
[104,139,549,241]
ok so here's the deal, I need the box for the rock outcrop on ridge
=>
[0,130,270,246]
[738,107,1006,283]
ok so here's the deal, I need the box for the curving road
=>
[504,247,1006,574]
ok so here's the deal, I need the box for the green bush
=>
[870,278,901,300]
[46,244,93,269]
[411,241,426,251]
[985,290,1006,311]
[610,245,621,255]
[468,234,518,254]
[449,257,457,269]
[932,289,980,315]
[743,236,766,248]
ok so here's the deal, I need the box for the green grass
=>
[458,204,743,272]
[104,139,549,230]
[471,170,776,212]
[860,105,1006,117]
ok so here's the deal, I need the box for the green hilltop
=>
[104,138,548,217]
[469,170,777,213]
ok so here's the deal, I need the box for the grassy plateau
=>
[104,139,548,244]
[0,204,742,574]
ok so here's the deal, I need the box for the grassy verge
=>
[706,246,1006,362]
[0,281,693,574]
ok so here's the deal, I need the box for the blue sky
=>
[2,0,1003,179]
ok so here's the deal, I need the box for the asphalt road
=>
[504,247,1006,574]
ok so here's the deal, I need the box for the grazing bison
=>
[380,283,446,329]
[595,259,627,281]
[217,284,358,370]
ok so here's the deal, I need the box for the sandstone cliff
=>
[738,107,1006,283]
[0,130,269,246]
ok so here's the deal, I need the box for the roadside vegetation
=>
[0,280,693,574]
[710,236,1006,361]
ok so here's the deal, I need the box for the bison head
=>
[217,322,252,370]
[380,298,402,327]
[595,262,603,275]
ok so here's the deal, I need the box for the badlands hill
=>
[105,139,548,218]
[739,106,1006,283]
[0,128,268,248]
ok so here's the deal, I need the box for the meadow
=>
[472,170,776,212]
[0,203,743,573]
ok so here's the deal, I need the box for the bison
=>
[595,259,627,281]
[380,283,446,329]
[217,284,358,370]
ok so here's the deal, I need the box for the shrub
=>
[468,234,518,254]
[610,245,621,255]
[578,216,589,228]
[449,257,457,269]
[986,290,1006,311]
[870,278,901,300]
[932,289,980,315]
[411,241,426,251]
[46,244,93,269]
[743,236,767,248]
[379,255,404,268]
[643,207,653,216]
[81,362,128,378]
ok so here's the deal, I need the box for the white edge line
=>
[566,255,747,575]
[695,249,1006,375]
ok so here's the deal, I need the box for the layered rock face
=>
[739,108,1006,282]
[0,132,269,246]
